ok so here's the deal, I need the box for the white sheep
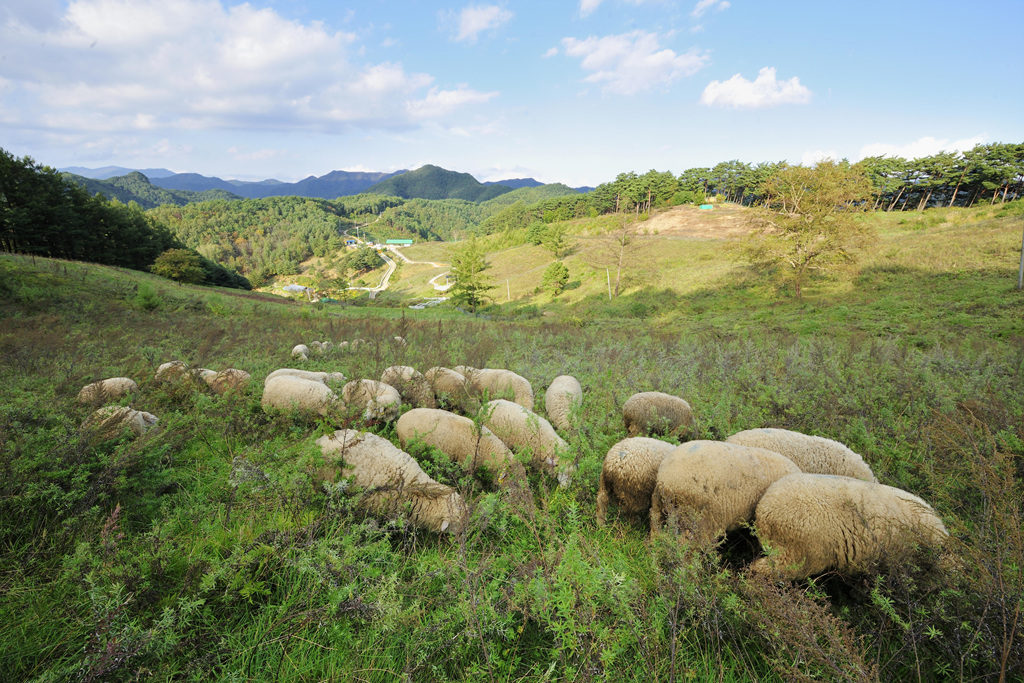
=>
[291,344,310,361]
[650,440,801,545]
[265,368,347,386]
[393,336,407,347]
[262,375,340,416]
[596,437,675,526]
[750,473,949,580]
[316,429,467,533]
[381,366,437,409]
[451,365,476,380]
[469,368,535,411]
[310,340,323,353]
[424,367,478,413]
[320,341,334,353]
[545,375,582,432]
[205,368,251,395]
[77,377,139,404]
[481,399,573,485]
[726,428,877,482]
[396,408,526,484]
[342,380,402,421]
[155,361,187,382]
[623,391,694,438]
[81,406,158,440]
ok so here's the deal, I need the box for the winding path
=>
[342,224,452,296]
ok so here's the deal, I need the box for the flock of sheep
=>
[75,335,949,582]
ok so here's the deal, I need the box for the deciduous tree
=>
[448,237,494,313]
[741,160,873,298]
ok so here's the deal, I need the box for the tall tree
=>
[448,237,495,313]
[741,160,873,298]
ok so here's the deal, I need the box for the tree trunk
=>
[948,171,967,207]
[887,185,905,212]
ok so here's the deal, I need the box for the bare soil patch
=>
[643,203,750,239]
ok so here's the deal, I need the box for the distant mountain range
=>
[61,165,593,199]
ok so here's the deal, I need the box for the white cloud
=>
[691,0,729,18]
[451,4,513,44]
[857,134,987,160]
[542,46,559,58]
[579,0,604,16]
[801,149,838,166]
[699,67,811,108]
[0,0,497,136]
[561,31,709,96]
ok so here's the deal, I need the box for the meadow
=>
[1,201,1022,682]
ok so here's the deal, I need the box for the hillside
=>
[1,230,1022,679]
[63,171,243,208]
[366,164,513,202]
[152,169,407,199]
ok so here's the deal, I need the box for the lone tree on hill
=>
[741,159,874,298]
[151,249,205,285]
[448,237,495,313]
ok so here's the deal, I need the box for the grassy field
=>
[1,202,1022,681]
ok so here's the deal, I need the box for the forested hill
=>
[366,164,513,202]
[152,169,408,199]
[63,171,242,209]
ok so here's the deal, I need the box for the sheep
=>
[262,375,339,416]
[470,369,535,411]
[320,341,334,353]
[393,336,407,347]
[310,340,323,353]
[451,365,476,380]
[77,377,139,405]
[381,366,437,409]
[424,367,478,413]
[750,473,949,580]
[316,429,467,533]
[726,428,877,482]
[205,368,251,395]
[396,408,526,484]
[545,375,582,432]
[650,440,801,545]
[265,368,347,386]
[596,437,676,526]
[342,380,402,421]
[291,344,310,361]
[481,399,573,485]
[81,405,158,440]
[155,361,187,382]
[622,391,694,438]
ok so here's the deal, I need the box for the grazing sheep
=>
[596,437,675,526]
[424,367,478,413]
[481,399,573,485]
[451,365,476,380]
[81,406,158,440]
[310,340,323,353]
[337,341,350,352]
[320,341,334,353]
[205,368,251,395]
[726,428,877,482]
[471,369,535,411]
[262,375,339,416]
[381,366,437,409]
[265,368,347,386]
[316,429,467,533]
[393,336,407,347]
[650,440,800,545]
[342,380,402,421]
[545,375,583,432]
[396,408,526,484]
[623,391,694,438]
[291,344,310,361]
[77,377,139,405]
[750,473,949,580]
[155,361,187,382]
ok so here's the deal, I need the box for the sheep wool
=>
[342,380,402,421]
[396,408,526,484]
[596,437,676,526]
[262,375,339,416]
[381,366,437,409]
[77,377,139,405]
[471,369,535,411]
[482,399,573,485]
[650,440,800,545]
[726,428,877,482]
[155,361,187,382]
[82,406,158,440]
[751,473,949,580]
[291,344,310,361]
[545,375,583,432]
[623,391,694,438]
[316,429,467,533]
[265,368,347,386]
[424,367,477,414]
[205,368,252,395]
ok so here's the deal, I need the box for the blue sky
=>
[2,0,1021,187]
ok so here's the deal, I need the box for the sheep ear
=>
[440,520,450,532]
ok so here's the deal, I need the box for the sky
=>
[2,0,1022,187]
